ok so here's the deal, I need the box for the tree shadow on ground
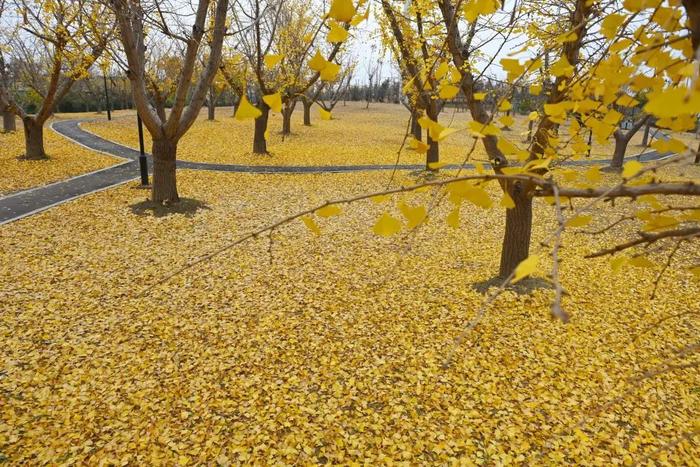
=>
[129,198,211,218]
[471,276,553,295]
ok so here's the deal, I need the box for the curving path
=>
[0,119,672,225]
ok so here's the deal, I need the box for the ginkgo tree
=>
[233,0,700,292]
[379,0,460,169]
[230,0,367,153]
[109,0,229,203]
[0,0,110,158]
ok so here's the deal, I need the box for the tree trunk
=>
[303,101,312,126]
[151,138,179,204]
[410,110,422,141]
[253,105,270,154]
[610,131,628,169]
[695,140,700,164]
[282,103,295,135]
[207,86,216,120]
[232,98,240,117]
[3,110,15,132]
[426,104,439,170]
[22,118,47,159]
[499,183,533,278]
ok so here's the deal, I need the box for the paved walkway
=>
[0,119,672,224]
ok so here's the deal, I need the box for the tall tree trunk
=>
[3,110,15,132]
[282,102,295,135]
[410,110,422,141]
[610,131,628,169]
[253,105,270,154]
[695,140,700,164]
[22,118,47,159]
[303,101,312,126]
[499,182,533,278]
[207,86,216,120]
[426,103,439,170]
[151,138,179,203]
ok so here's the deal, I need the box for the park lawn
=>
[0,116,123,196]
[1,165,698,464]
[83,102,655,167]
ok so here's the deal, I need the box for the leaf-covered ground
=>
[0,116,122,196]
[1,164,698,464]
[82,102,655,166]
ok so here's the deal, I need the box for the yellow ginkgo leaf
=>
[565,215,592,227]
[628,255,655,268]
[439,84,460,100]
[301,216,321,235]
[371,194,390,204]
[463,186,492,208]
[263,54,283,68]
[309,50,327,72]
[512,254,539,283]
[235,95,262,120]
[350,6,370,26]
[622,160,643,178]
[264,130,269,140]
[412,138,429,153]
[319,108,332,120]
[528,110,539,121]
[601,13,626,40]
[327,21,348,43]
[373,212,402,237]
[500,115,514,128]
[316,205,342,217]
[399,202,427,229]
[446,207,460,228]
[585,166,602,183]
[320,62,341,81]
[500,192,515,209]
[428,161,448,170]
[473,92,486,101]
[262,92,282,113]
[463,0,498,22]
[610,255,628,273]
[328,0,355,22]
[551,56,574,77]
[498,100,512,111]
[434,62,449,80]
[530,84,542,96]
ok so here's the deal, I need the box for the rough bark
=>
[499,184,533,278]
[253,105,270,154]
[410,110,422,141]
[22,118,47,159]
[611,115,649,168]
[207,86,216,120]
[303,101,312,126]
[282,101,296,135]
[695,140,700,164]
[425,103,439,170]
[611,131,628,169]
[3,110,15,132]
[151,138,179,203]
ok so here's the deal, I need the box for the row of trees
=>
[1,0,699,283]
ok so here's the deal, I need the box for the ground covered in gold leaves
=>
[82,102,659,166]
[0,116,122,196]
[1,163,698,464]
